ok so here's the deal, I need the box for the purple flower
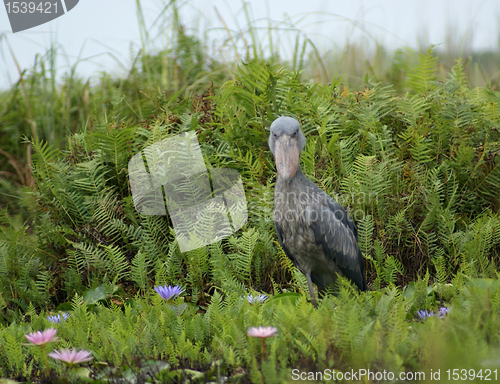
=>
[247,326,278,338]
[438,306,450,318]
[48,348,93,367]
[417,310,434,320]
[244,294,268,304]
[417,307,451,320]
[47,313,71,323]
[154,285,184,301]
[25,329,58,346]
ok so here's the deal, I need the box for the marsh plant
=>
[0,1,500,382]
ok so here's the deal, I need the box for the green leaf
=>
[82,284,119,305]
[265,292,301,306]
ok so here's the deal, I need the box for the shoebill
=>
[269,116,367,308]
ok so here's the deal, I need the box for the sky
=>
[0,0,499,90]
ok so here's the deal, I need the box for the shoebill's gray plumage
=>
[269,116,367,308]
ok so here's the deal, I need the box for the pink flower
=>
[48,348,93,366]
[25,329,58,346]
[247,326,278,361]
[247,326,278,338]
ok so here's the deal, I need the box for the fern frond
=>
[102,245,130,283]
[407,46,438,93]
[399,95,429,127]
[130,251,151,292]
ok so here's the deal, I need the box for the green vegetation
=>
[1,2,500,383]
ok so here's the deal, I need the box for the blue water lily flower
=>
[417,307,451,320]
[438,306,450,318]
[244,294,268,304]
[417,310,434,320]
[154,285,184,301]
[47,313,71,323]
